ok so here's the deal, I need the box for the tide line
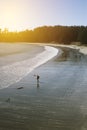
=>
[0,46,58,89]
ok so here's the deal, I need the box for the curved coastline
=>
[46,43,87,55]
[0,45,59,89]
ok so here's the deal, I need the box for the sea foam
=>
[0,46,58,89]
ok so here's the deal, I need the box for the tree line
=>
[0,25,87,44]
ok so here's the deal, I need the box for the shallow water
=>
[0,44,58,89]
[0,46,87,130]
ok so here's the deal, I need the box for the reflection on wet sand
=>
[37,82,40,88]
[56,47,84,62]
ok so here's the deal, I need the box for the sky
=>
[0,0,87,31]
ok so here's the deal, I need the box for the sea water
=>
[0,45,58,89]
[0,45,87,130]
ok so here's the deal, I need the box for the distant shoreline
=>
[39,43,87,55]
[0,41,87,55]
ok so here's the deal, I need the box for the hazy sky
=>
[0,0,87,31]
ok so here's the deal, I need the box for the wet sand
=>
[0,45,87,130]
[0,43,44,66]
[0,44,58,89]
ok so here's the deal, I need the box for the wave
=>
[0,46,58,89]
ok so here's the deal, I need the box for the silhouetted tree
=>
[0,25,87,44]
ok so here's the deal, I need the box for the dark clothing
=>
[37,75,40,81]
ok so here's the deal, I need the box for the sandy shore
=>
[37,42,87,55]
[56,44,87,55]
[0,43,59,89]
[1,43,87,130]
[0,46,86,130]
[0,43,44,57]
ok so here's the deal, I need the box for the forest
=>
[0,25,87,44]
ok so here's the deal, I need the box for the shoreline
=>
[1,42,87,55]
[0,43,86,130]
[0,44,59,89]
[41,43,87,55]
[0,42,85,90]
[30,42,87,55]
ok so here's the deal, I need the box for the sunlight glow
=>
[0,0,36,31]
[0,0,86,32]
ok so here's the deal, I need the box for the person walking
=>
[37,75,40,82]
[34,74,40,87]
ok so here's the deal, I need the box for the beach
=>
[0,43,58,89]
[0,43,87,130]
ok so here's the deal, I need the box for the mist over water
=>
[0,46,58,89]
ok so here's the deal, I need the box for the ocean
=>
[0,43,58,89]
[0,43,87,130]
